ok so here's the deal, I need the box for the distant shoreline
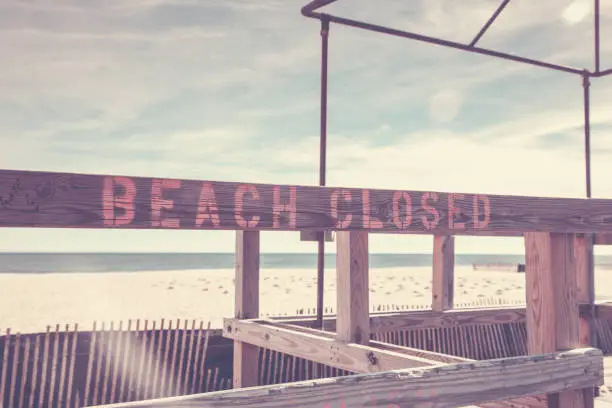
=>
[1,252,612,274]
[0,252,523,274]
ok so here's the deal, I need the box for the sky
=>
[1,0,612,254]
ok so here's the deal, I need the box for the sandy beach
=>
[0,266,610,334]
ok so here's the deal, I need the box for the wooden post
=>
[574,234,595,347]
[524,232,594,408]
[432,235,454,311]
[233,230,260,388]
[336,231,370,345]
[574,233,598,398]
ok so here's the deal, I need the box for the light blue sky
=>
[2,0,612,254]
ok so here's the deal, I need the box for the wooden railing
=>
[85,348,603,408]
[0,169,611,236]
[1,168,610,407]
[7,300,611,408]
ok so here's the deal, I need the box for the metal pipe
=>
[469,0,511,47]
[583,73,592,199]
[301,0,337,16]
[583,72,598,398]
[595,0,600,72]
[316,17,330,329]
[303,13,584,76]
[594,67,612,77]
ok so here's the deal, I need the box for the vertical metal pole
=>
[316,17,330,329]
[595,0,600,72]
[582,71,598,398]
[583,73,592,199]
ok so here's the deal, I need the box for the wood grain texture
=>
[262,321,548,408]
[273,306,528,333]
[83,348,603,408]
[266,320,466,365]
[223,319,439,373]
[525,232,593,408]
[432,235,454,311]
[525,232,558,354]
[597,304,612,320]
[336,231,369,344]
[233,231,260,388]
[594,233,612,245]
[575,234,596,349]
[299,230,334,242]
[3,169,612,235]
[525,233,581,351]
[369,306,527,333]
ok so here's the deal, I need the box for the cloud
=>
[2,0,612,253]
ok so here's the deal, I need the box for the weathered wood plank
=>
[370,306,528,333]
[299,230,334,242]
[233,231,260,388]
[84,348,603,408]
[3,169,612,234]
[267,320,466,365]
[264,321,547,408]
[273,306,527,332]
[432,235,454,311]
[597,303,612,320]
[336,231,369,344]
[525,232,594,408]
[575,234,596,350]
[223,319,439,373]
[594,233,612,245]
[272,303,606,333]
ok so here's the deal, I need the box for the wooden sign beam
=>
[3,169,612,235]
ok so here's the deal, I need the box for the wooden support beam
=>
[223,319,439,373]
[596,303,612,319]
[575,234,599,400]
[336,231,370,344]
[265,320,467,365]
[84,348,603,408]
[432,235,454,311]
[274,305,527,333]
[594,233,612,245]
[274,302,607,334]
[574,234,596,348]
[524,232,595,408]
[264,321,546,408]
[233,230,260,388]
[300,230,334,242]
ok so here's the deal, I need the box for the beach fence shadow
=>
[1,298,612,407]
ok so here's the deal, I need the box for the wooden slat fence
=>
[0,320,230,408]
[1,298,611,407]
[256,298,612,387]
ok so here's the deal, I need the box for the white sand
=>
[0,266,610,334]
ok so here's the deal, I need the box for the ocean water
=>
[0,253,523,273]
[0,253,611,274]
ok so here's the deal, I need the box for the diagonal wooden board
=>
[235,320,551,408]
